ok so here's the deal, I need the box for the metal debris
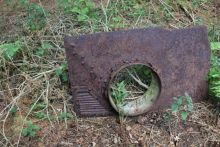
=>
[64,26,211,117]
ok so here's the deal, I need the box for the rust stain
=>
[64,26,211,117]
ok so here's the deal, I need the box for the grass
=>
[0,0,220,146]
[21,121,41,137]
[208,42,220,100]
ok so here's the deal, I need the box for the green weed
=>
[0,40,23,60]
[21,121,41,137]
[27,3,47,31]
[192,0,208,8]
[56,0,71,11]
[208,42,220,100]
[19,0,29,6]
[211,42,220,51]
[110,16,124,28]
[59,112,74,120]
[10,106,18,115]
[35,111,49,120]
[55,62,68,83]
[57,0,98,23]
[209,26,220,42]
[35,43,53,57]
[4,0,47,31]
[106,0,146,29]
[171,92,193,122]
[31,102,47,111]
[159,0,174,19]
[72,1,97,22]
[111,81,128,105]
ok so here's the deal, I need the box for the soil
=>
[17,102,220,147]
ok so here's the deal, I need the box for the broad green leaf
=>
[181,111,188,121]
[171,102,179,112]
[55,68,63,76]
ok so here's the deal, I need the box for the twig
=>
[125,96,142,100]
[126,69,149,90]
[178,3,194,22]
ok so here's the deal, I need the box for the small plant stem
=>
[101,0,110,32]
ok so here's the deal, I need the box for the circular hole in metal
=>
[108,63,161,116]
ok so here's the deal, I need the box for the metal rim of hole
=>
[108,63,161,116]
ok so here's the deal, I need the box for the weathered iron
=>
[64,26,211,117]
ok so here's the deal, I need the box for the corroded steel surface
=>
[64,26,211,117]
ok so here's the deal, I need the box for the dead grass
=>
[0,0,220,146]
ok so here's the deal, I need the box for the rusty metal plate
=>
[64,26,211,117]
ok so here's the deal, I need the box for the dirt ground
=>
[57,103,220,147]
[0,0,220,147]
[19,102,220,147]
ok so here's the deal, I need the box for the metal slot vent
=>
[74,86,115,116]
